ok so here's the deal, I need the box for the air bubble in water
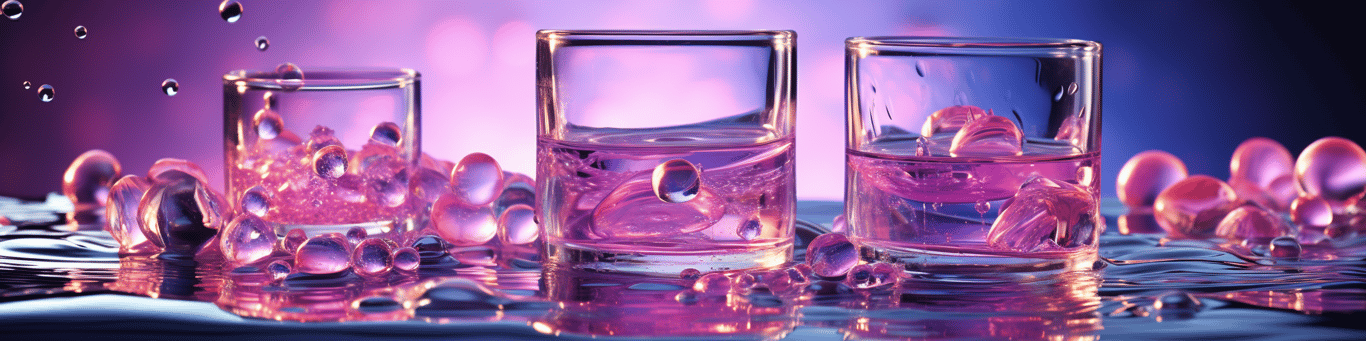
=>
[37,84,54,102]
[2,0,22,20]
[274,62,304,91]
[652,159,701,203]
[352,238,393,277]
[161,79,178,96]
[253,109,283,139]
[255,36,269,51]
[295,234,351,275]
[219,214,277,266]
[807,233,858,277]
[312,145,348,179]
[74,26,87,39]
[219,0,242,23]
[63,149,121,207]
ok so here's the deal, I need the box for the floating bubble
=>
[352,238,394,277]
[1117,150,1188,208]
[679,268,702,281]
[1153,175,1241,238]
[312,145,348,180]
[1228,138,1296,211]
[219,214,277,266]
[73,25,87,39]
[988,176,1099,252]
[294,234,351,275]
[37,84,53,102]
[432,194,498,245]
[22,81,31,89]
[1290,196,1333,229]
[737,219,762,240]
[498,204,538,245]
[274,62,304,91]
[138,181,218,254]
[920,105,988,137]
[692,273,732,294]
[1268,236,1301,259]
[282,229,307,254]
[266,260,292,282]
[1215,205,1291,244]
[370,122,402,146]
[592,177,723,239]
[651,159,701,203]
[451,153,503,206]
[807,233,858,278]
[255,36,269,51]
[391,247,420,272]
[218,0,242,23]
[146,158,211,186]
[2,0,21,20]
[949,115,1024,157]
[105,175,154,254]
[63,149,121,208]
[1295,137,1366,208]
[345,226,367,245]
[161,79,178,96]
[240,185,270,217]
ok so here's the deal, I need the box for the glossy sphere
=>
[73,25,87,39]
[370,122,402,146]
[391,247,420,272]
[3,0,21,20]
[1153,175,1241,238]
[451,153,504,206]
[807,233,858,278]
[137,181,218,254]
[218,0,242,22]
[282,229,307,254]
[1229,138,1296,211]
[63,149,121,207]
[1290,196,1333,229]
[254,36,269,51]
[352,238,394,277]
[920,105,988,137]
[161,79,178,96]
[240,185,271,217]
[266,260,292,281]
[105,175,154,253]
[1117,150,1188,208]
[431,194,497,245]
[1215,205,1291,243]
[146,158,210,186]
[651,159,701,203]
[949,115,1024,157]
[219,214,277,266]
[37,84,53,102]
[312,145,348,180]
[497,204,538,245]
[274,62,304,91]
[252,108,284,140]
[1268,236,1302,259]
[344,226,367,245]
[294,234,351,275]
[679,268,702,281]
[1295,137,1366,208]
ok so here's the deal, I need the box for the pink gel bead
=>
[1153,175,1241,238]
[1228,137,1296,212]
[1290,196,1333,230]
[391,247,420,272]
[948,115,1024,157]
[692,272,732,294]
[63,149,121,208]
[219,214,278,266]
[294,234,351,275]
[352,238,394,277]
[1215,205,1292,243]
[431,193,498,246]
[1117,150,1188,208]
[987,177,1099,252]
[807,233,858,278]
[920,105,988,137]
[451,152,504,207]
[1295,137,1366,209]
[146,158,210,186]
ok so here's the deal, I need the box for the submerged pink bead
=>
[591,177,723,239]
[1290,196,1333,230]
[294,234,351,275]
[1229,137,1297,211]
[63,150,121,208]
[987,177,1099,252]
[1295,137,1366,208]
[1117,150,1188,208]
[1153,175,1241,238]
[807,233,858,278]
[920,105,989,137]
[948,115,1024,157]
[1215,205,1292,243]
[219,214,277,266]
[451,153,504,207]
[431,193,498,246]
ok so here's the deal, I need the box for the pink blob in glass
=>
[1153,175,1241,238]
[1295,137,1366,209]
[948,115,1024,157]
[1228,137,1296,211]
[1117,150,1188,208]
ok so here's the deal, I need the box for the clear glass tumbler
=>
[537,30,796,274]
[224,67,421,237]
[845,37,1102,273]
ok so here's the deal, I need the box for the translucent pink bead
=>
[137,180,218,254]
[104,175,154,254]
[651,159,701,203]
[63,149,121,208]
[591,177,722,239]
[1295,137,1366,209]
[345,226,367,245]
[1117,150,1188,208]
[1229,137,1297,211]
[146,158,210,186]
[352,238,394,277]
[1153,175,1241,238]
[948,115,1024,157]
[1290,196,1333,229]
[451,153,503,207]
[1215,205,1292,243]
[497,204,538,245]
[807,233,858,277]
[281,229,307,254]
[987,177,1099,252]
[294,234,351,275]
[266,260,292,282]
[219,214,277,266]
[920,105,988,137]
[431,193,497,246]
[692,272,732,294]
[312,145,348,180]
[391,247,420,272]
[830,214,848,233]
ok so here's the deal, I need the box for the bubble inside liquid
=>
[651,159,701,203]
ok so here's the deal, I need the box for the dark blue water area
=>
[2,196,1364,340]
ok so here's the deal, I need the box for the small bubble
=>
[1268,236,1301,259]
[975,200,991,214]
[914,61,925,77]
[255,36,269,51]
[161,79,178,96]
[369,122,402,146]
[23,81,31,89]
[74,25,87,39]
[345,226,367,245]
[2,0,22,20]
[737,219,762,240]
[266,260,292,282]
[218,0,242,23]
[37,84,54,102]
[312,145,348,179]
[391,247,420,272]
[652,159,701,203]
[274,62,304,91]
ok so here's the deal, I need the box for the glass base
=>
[545,240,793,276]
[270,218,417,239]
[858,242,1098,277]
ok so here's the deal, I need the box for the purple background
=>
[2,0,1363,200]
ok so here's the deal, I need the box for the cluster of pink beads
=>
[1118,136,1366,256]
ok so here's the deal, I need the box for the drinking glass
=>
[224,67,421,237]
[537,30,796,275]
[845,37,1102,273]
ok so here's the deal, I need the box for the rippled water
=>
[1,195,1363,339]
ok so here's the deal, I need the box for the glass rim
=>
[223,68,419,91]
[538,29,794,46]
[848,36,1099,57]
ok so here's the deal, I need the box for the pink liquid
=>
[538,130,795,257]
[846,149,1100,259]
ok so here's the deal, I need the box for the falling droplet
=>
[73,25,87,39]
[275,62,304,91]
[914,60,925,77]
[161,79,178,96]
[2,0,22,20]
[312,145,348,180]
[219,0,242,23]
[255,36,269,51]
[37,84,54,102]
[975,200,991,214]
[651,159,701,203]
[23,81,31,89]
[369,122,402,146]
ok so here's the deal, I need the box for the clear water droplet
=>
[282,229,307,254]
[37,84,54,102]
[451,153,504,206]
[651,159,701,203]
[73,25,87,39]
[345,226,367,245]
[2,0,22,20]
[352,238,393,277]
[807,233,858,277]
[679,268,702,281]
[391,247,420,272]
[22,81,31,89]
[498,204,538,245]
[431,194,498,245]
[274,62,304,91]
[312,145,348,179]
[219,214,277,266]
[161,78,178,96]
[240,185,270,217]
[914,60,925,77]
[369,122,402,146]
[737,219,762,240]
[1117,150,1188,208]
[294,234,351,275]
[949,115,1024,157]
[218,0,242,23]
[255,36,269,51]
[1067,82,1078,95]
[1268,236,1301,259]
[62,149,121,207]
[266,259,292,282]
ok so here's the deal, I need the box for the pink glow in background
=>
[1,1,1363,201]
